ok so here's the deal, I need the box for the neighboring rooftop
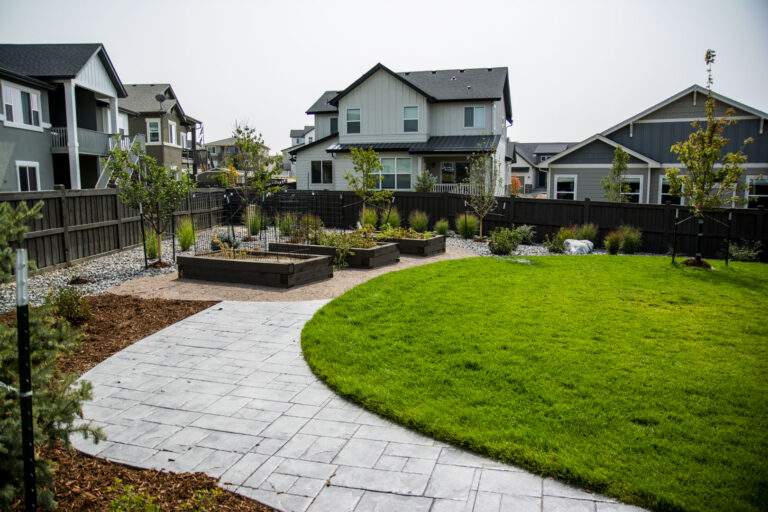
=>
[121,84,178,114]
[511,141,578,166]
[289,125,315,138]
[306,91,339,114]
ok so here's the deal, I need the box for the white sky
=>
[2,0,767,151]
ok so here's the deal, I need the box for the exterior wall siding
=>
[338,69,429,144]
[642,92,752,120]
[429,101,496,136]
[74,52,117,98]
[0,124,56,191]
[556,140,644,165]
[314,113,339,139]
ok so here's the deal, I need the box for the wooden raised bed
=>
[268,242,400,269]
[382,235,446,256]
[177,251,333,288]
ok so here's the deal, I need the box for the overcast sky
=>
[2,0,767,151]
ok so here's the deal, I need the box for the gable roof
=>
[121,83,199,124]
[311,63,513,122]
[289,125,315,138]
[288,133,338,155]
[539,134,660,168]
[510,141,578,167]
[306,91,339,114]
[602,84,768,136]
[0,43,127,97]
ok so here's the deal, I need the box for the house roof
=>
[510,141,577,167]
[0,43,127,97]
[601,84,768,136]
[205,136,237,147]
[306,91,339,114]
[122,83,177,113]
[534,143,569,154]
[325,135,500,155]
[289,125,315,138]
[289,133,339,155]
[539,134,660,168]
[307,64,513,122]
[0,65,55,90]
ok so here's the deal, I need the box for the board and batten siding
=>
[313,113,338,139]
[641,92,752,121]
[429,101,497,136]
[294,135,339,190]
[338,69,429,144]
[556,140,645,165]
[74,52,117,98]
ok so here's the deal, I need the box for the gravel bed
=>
[446,235,550,257]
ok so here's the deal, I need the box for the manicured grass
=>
[301,256,768,512]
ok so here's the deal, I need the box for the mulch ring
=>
[4,293,276,511]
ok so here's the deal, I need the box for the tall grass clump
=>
[573,223,598,242]
[177,216,195,251]
[434,218,450,236]
[360,208,378,228]
[380,208,401,228]
[408,210,429,232]
[245,205,265,235]
[456,213,479,239]
[277,213,298,237]
[144,230,160,259]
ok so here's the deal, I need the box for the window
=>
[307,135,314,143]
[380,157,412,190]
[659,176,682,205]
[168,120,177,145]
[746,176,768,209]
[330,117,338,134]
[147,119,160,143]
[347,108,360,133]
[16,161,39,191]
[403,106,418,132]
[440,161,468,184]
[311,160,333,184]
[621,175,643,203]
[464,106,485,128]
[539,155,549,163]
[555,175,576,200]
[2,81,41,129]
[209,146,217,154]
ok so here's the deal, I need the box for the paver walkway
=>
[73,301,645,512]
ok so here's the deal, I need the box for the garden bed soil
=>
[269,241,400,268]
[177,251,333,288]
[382,234,446,256]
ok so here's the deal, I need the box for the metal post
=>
[16,249,37,512]
[696,217,704,265]
[139,205,148,268]
[724,211,733,266]
[672,209,679,264]
[171,212,177,263]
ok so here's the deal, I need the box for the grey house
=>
[508,141,576,194]
[289,63,513,194]
[539,85,768,207]
[0,43,130,191]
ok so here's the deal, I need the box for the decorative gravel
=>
[446,235,551,257]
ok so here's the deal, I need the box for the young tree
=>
[226,123,284,197]
[108,142,194,264]
[664,49,752,265]
[509,176,522,197]
[466,153,502,238]
[345,147,393,222]
[601,146,630,202]
[0,201,43,282]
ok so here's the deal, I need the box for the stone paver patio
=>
[73,300,645,512]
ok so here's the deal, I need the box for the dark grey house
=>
[0,43,131,191]
[508,141,576,193]
[539,85,768,207]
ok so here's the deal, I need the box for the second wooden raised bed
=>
[381,234,446,256]
[268,242,400,269]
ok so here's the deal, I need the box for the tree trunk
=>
[695,217,704,265]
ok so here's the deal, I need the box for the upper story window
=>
[464,106,485,129]
[209,146,217,155]
[403,106,418,132]
[168,120,177,145]
[539,155,549,163]
[347,108,361,134]
[16,161,39,192]
[147,119,160,143]
[294,138,303,145]
[330,117,338,134]
[2,81,41,130]
[307,135,314,143]
[747,176,768,209]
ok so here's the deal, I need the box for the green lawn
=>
[301,256,768,512]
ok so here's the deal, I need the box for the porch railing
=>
[50,127,129,155]
[434,183,479,195]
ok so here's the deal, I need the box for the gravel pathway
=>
[72,300,646,512]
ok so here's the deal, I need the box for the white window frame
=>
[403,106,419,133]
[379,157,412,190]
[658,175,684,205]
[15,160,40,192]
[310,160,333,184]
[2,80,43,132]
[464,106,485,129]
[746,175,768,209]
[621,174,644,203]
[346,108,361,134]
[168,120,177,146]
[146,118,161,144]
[555,174,577,200]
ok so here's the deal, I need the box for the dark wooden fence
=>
[2,187,226,271]
[249,191,768,261]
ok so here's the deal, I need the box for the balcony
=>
[51,127,129,156]
[433,183,479,195]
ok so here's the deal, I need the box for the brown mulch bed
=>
[5,293,276,511]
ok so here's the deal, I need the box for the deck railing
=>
[434,183,479,195]
[50,127,129,155]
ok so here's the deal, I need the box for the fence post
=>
[209,191,215,229]
[664,201,672,252]
[583,198,591,224]
[56,185,72,263]
[509,196,515,226]
[114,191,124,250]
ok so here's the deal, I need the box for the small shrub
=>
[380,208,401,228]
[376,226,433,240]
[619,225,642,254]
[573,223,598,242]
[360,208,378,228]
[310,229,377,267]
[179,488,223,512]
[292,214,323,243]
[45,286,91,326]
[434,218,450,236]
[408,210,429,232]
[144,230,160,260]
[211,232,240,251]
[456,213,479,239]
[244,205,265,235]
[604,230,623,255]
[729,240,762,261]
[488,227,521,255]
[414,171,437,192]
[544,226,576,253]
[512,224,535,244]
[108,479,161,512]
[177,216,195,251]
[277,213,298,237]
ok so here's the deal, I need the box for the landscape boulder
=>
[564,239,594,255]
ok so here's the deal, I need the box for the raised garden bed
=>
[268,242,400,269]
[177,251,332,288]
[382,234,446,256]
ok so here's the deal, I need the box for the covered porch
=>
[423,155,475,194]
